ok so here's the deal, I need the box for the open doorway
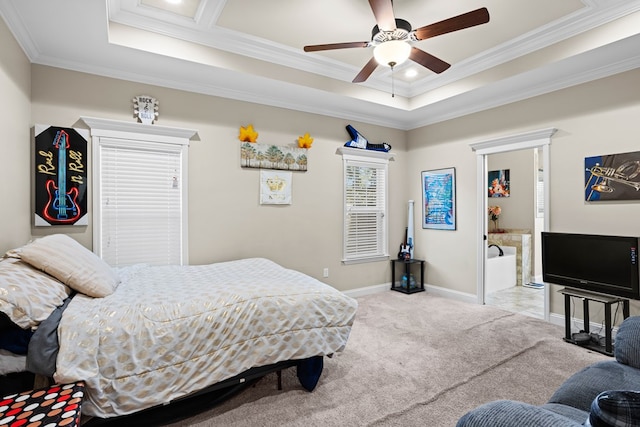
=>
[484,148,545,319]
[470,128,556,323]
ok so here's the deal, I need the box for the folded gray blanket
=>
[26,294,74,376]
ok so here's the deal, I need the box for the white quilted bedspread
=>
[54,258,358,418]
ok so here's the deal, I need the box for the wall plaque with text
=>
[34,125,89,226]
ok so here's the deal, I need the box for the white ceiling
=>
[1,0,640,129]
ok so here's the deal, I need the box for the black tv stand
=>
[559,288,630,356]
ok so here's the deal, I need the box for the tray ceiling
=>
[1,0,640,129]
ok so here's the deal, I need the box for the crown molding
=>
[80,116,198,142]
[411,0,640,96]
[106,0,640,101]
[0,1,39,61]
[4,0,640,132]
[469,128,557,155]
[406,32,640,129]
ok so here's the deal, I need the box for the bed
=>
[0,234,358,419]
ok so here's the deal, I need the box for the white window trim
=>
[81,116,197,264]
[337,147,394,264]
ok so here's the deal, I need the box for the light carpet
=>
[166,291,608,427]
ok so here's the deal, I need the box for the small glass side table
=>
[390,258,425,294]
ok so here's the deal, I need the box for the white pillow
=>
[0,257,71,328]
[18,234,120,298]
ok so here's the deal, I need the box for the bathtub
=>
[486,245,517,293]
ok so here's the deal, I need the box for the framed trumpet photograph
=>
[585,150,640,201]
[422,167,456,230]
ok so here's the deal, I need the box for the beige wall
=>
[0,18,31,250]
[487,150,535,233]
[3,14,640,316]
[402,138,478,295]
[408,68,640,317]
[9,63,409,292]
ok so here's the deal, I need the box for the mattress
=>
[53,258,358,418]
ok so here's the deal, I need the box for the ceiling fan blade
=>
[352,57,379,83]
[304,42,370,52]
[369,0,396,31]
[413,7,490,41]
[409,47,451,74]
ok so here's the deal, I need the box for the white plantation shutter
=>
[99,140,184,266]
[342,153,390,263]
[85,117,195,268]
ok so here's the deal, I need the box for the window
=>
[339,148,392,263]
[83,117,196,267]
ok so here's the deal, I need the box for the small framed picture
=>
[260,170,292,205]
[488,169,510,197]
[422,167,456,230]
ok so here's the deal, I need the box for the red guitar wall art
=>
[42,130,81,223]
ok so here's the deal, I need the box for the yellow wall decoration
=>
[238,124,258,143]
[297,133,314,149]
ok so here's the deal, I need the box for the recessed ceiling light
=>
[405,68,418,78]
[165,0,182,4]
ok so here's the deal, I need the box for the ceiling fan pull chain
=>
[391,65,396,98]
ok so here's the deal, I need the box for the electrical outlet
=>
[323,268,329,278]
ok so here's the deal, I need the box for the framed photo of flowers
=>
[488,169,510,197]
[421,167,456,230]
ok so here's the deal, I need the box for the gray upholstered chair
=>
[456,316,640,426]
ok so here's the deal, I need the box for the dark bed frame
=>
[82,355,324,426]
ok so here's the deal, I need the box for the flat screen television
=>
[541,232,640,300]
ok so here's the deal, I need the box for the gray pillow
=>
[614,316,640,369]
[17,234,120,298]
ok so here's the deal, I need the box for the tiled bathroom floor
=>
[486,285,545,319]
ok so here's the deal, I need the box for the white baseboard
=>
[424,284,477,304]
[549,312,620,336]
[344,282,618,337]
[344,283,619,336]
[343,282,477,304]
[343,283,390,298]
[548,312,565,328]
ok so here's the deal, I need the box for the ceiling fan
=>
[303,0,490,83]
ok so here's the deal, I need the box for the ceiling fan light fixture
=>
[373,40,411,68]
